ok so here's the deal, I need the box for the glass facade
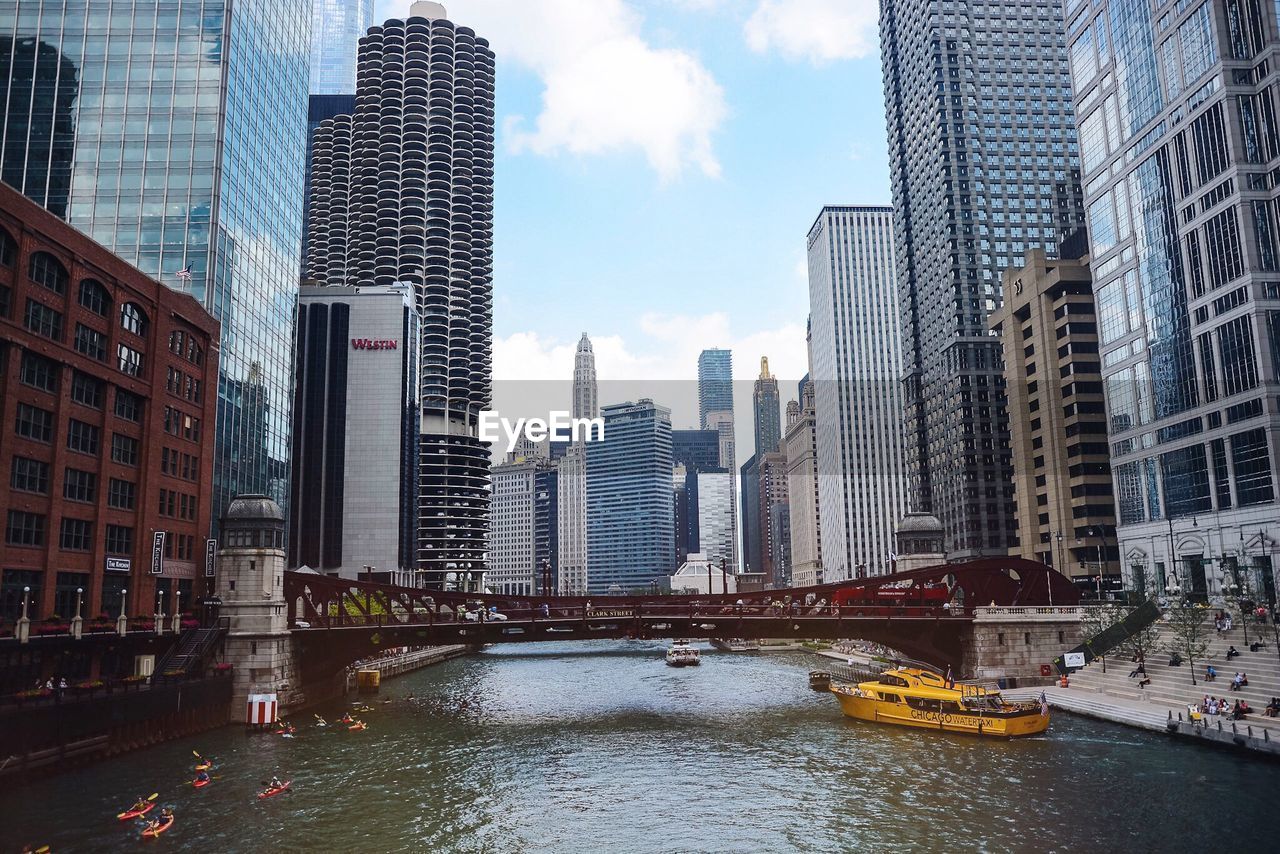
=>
[697,348,732,428]
[0,0,310,527]
[309,0,371,95]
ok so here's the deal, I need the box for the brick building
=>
[0,183,219,624]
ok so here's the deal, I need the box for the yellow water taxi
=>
[830,666,1050,737]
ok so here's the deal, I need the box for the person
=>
[1128,658,1146,678]
[1138,675,1151,688]
[1223,613,1234,631]
[148,808,173,831]
[1240,672,1249,688]
[130,795,149,812]
[195,770,210,784]
[1266,698,1279,718]
[584,599,592,616]
[43,677,53,691]
[1231,672,1244,691]
[1226,645,1240,659]
[1205,664,1217,681]
[539,602,549,618]
[269,776,284,790]
[1208,699,1219,715]
[1168,652,1183,666]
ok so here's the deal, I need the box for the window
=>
[108,478,136,510]
[74,323,107,361]
[1203,207,1244,289]
[169,330,185,356]
[117,344,144,377]
[1,569,42,621]
[1217,316,1258,396]
[78,279,110,316]
[111,433,138,466]
[114,389,142,422]
[70,371,104,408]
[0,227,14,267]
[1231,428,1275,505]
[1192,104,1230,187]
[10,456,49,494]
[19,351,59,394]
[59,518,93,551]
[105,524,133,555]
[28,251,68,295]
[53,571,89,618]
[1160,443,1212,516]
[25,298,64,339]
[120,302,147,337]
[159,488,176,518]
[63,467,97,503]
[14,403,53,443]
[66,419,100,455]
[6,510,46,546]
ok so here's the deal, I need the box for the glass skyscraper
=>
[1,0,311,526]
[697,348,733,429]
[309,0,373,94]
[585,400,674,594]
[1066,0,1279,601]
[880,0,1086,559]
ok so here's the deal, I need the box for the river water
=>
[3,640,1277,852]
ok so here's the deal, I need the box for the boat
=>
[711,638,759,653]
[665,640,701,667]
[117,802,155,821]
[192,777,210,789]
[808,670,832,691]
[257,781,291,799]
[828,664,1050,738]
[141,814,175,838]
[348,721,367,731]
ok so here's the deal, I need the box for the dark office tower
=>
[697,348,733,429]
[0,37,77,218]
[672,429,721,472]
[753,356,781,456]
[303,2,496,587]
[880,0,1086,558]
[0,1,311,529]
[1065,0,1280,600]
[740,454,760,575]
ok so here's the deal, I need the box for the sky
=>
[374,0,891,438]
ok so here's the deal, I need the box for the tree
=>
[1163,602,1212,685]
[1081,602,1127,672]
[1116,610,1163,667]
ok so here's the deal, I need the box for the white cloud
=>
[744,0,879,64]
[419,0,728,180]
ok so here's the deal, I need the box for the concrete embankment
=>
[345,645,471,693]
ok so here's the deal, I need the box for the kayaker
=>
[147,808,173,831]
[269,775,284,790]
[131,795,149,812]
[195,770,210,784]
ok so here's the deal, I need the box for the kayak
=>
[192,778,210,789]
[141,815,174,838]
[257,781,291,799]
[117,802,155,821]
[348,722,367,731]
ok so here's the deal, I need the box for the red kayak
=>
[257,781,291,799]
[117,802,155,821]
[192,778,210,789]
[141,815,174,838]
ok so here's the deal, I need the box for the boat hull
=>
[832,690,1049,737]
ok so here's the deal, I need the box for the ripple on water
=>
[1,640,1278,852]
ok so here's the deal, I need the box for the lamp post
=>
[16,585,31,644]
[172,586,182,634]
[117,588,129,636]
[1092,525,1105,600]
[71,587,84,640]
[155,589,166,635]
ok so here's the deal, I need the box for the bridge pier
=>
[216,496,304,722]
[961,606,1082,687]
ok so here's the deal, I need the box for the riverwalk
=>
[345,644,470,692]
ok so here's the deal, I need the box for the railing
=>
[972,606,1085,621]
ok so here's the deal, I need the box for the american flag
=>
[176,264,192,283]
[1040,690,1049,717]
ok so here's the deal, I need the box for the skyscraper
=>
[586,400,674,594]
[807,206,909,580]
[310,0,375,94]
[489,458,556,596]
[0,0,311,527]
[881,0,1085,558]
[303,2,496,587]
[697,348,733,429]
[753,357,781,456]
[1065,0,1280,600]
[558,333,596,594]
[785,378,823,586]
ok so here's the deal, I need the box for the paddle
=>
[116,793,158,819]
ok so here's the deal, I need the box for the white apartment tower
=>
[807,206,910,580]
[558,333,597,594]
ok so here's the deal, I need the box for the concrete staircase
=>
[1067,618,1280,732]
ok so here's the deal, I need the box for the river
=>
[2,640,1277,852]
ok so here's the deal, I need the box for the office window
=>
[1217,315,1258,395]
[28,251,68,296]
[111,433,139,466]
[78,279,110,316]
[10,456,50,494]
[74,323,107,361]
[59,518,94,552]
[6,510,46,546]
[108,478,136,510]
[1231,428,1275,505]
[0,227,14,267]
[63,467,97,503]
[1203,207,1243,288]
[105,524,133,555]
[70,371,104,408]
[1192,103,1229,187]
[66,419,100,455]
[25,299,64,340]
[19,351,59,393]
[1160,443,1212,516]
[114,389,142,422]
[14,403,53,443]
[120,302,148,337]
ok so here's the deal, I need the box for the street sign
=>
[151,531,166,575]
[204,538,217,577]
